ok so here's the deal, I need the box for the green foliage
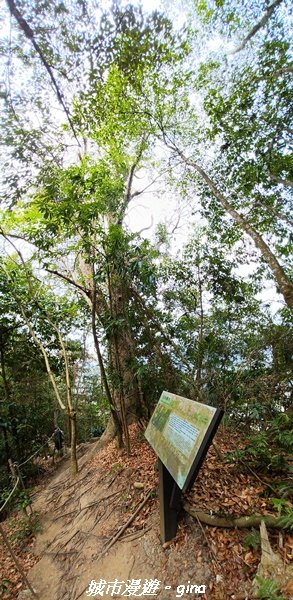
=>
[0,484,15,516]
[111,462,123,473]
[255,577,286,600]
[226,415,292,475]
[0,578,13,594]
[243,528,260,550]
[34,158,127,237]
[268,500,293,531]
[247,413,293,472]
[269,481,293,500]
[8,512,42,543]
[0,0,292,477]
[16,490,32,512]
[75,380,109,443]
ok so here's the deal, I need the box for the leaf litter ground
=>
[0,424,292,600]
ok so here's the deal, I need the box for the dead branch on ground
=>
[184,502,292,530]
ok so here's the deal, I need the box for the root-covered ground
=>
[1,425,292,600]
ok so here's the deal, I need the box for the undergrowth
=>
[8,512,42,543]
[255,577,286,600]
[226,414,293,476]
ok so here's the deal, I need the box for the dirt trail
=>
[17,440,212,600]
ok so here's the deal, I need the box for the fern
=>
[276,507,293,531]
[255,577,286,600]
[243,528,260,549]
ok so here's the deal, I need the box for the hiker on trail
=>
[53,427,64,455]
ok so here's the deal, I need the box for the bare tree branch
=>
[269,172,293,189]
[45,268,89,295]
[269,66,293,78]
[130,169,169,199]
[135,215,154,235]
[5,0,80,145]
[163,138,293,313]
[117,136,148,224]
[230,0,284,54]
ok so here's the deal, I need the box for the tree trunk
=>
[175,150,293,313]
[90,271,123,449]
[18,304,66,409]
[0,343,21,460]
[67,413,72,446]
[107,265,142,453]
[69,410,78,477]
[38,310,78,476]
[195,265,204,393]
[100,414,117,444]
[2,425,11,465]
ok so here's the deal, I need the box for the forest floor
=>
[0,425,292,600]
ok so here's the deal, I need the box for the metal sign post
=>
[158,458,182,544]
[145,391,223,544]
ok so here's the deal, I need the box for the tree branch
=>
[45,268,89,295]
[14,299,66,410]
[269,172,293,189]
[91,262,122,443]
[165,140,293,313]
[269,66,293,78]
[130,284,193,371]
[5,0,80,145]
[256,197,293,226]
[117,136,148,225]
[184,502,292,530]
[230,0,284,54]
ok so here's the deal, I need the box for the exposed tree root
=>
[184,502,291,530]
[99,489,153,559]
[75,489,154,600]
[98,417,117,446]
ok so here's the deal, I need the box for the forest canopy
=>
[0,0,292,482]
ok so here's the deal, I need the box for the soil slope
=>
[1,425,292,600]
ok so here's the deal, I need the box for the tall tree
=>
[0,0,189,448]
[159,0,292,311]
[0,253,82,475]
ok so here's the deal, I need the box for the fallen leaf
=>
[284,580,293,595]
[244,551,257,565]
[133,482,144,489]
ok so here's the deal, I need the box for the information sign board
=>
[145,390,222,492]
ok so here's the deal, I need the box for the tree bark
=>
[91,277,123,449]
[107,267,132,453]
[195,265,204,391]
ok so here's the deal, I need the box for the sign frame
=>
[145,391,223,543]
